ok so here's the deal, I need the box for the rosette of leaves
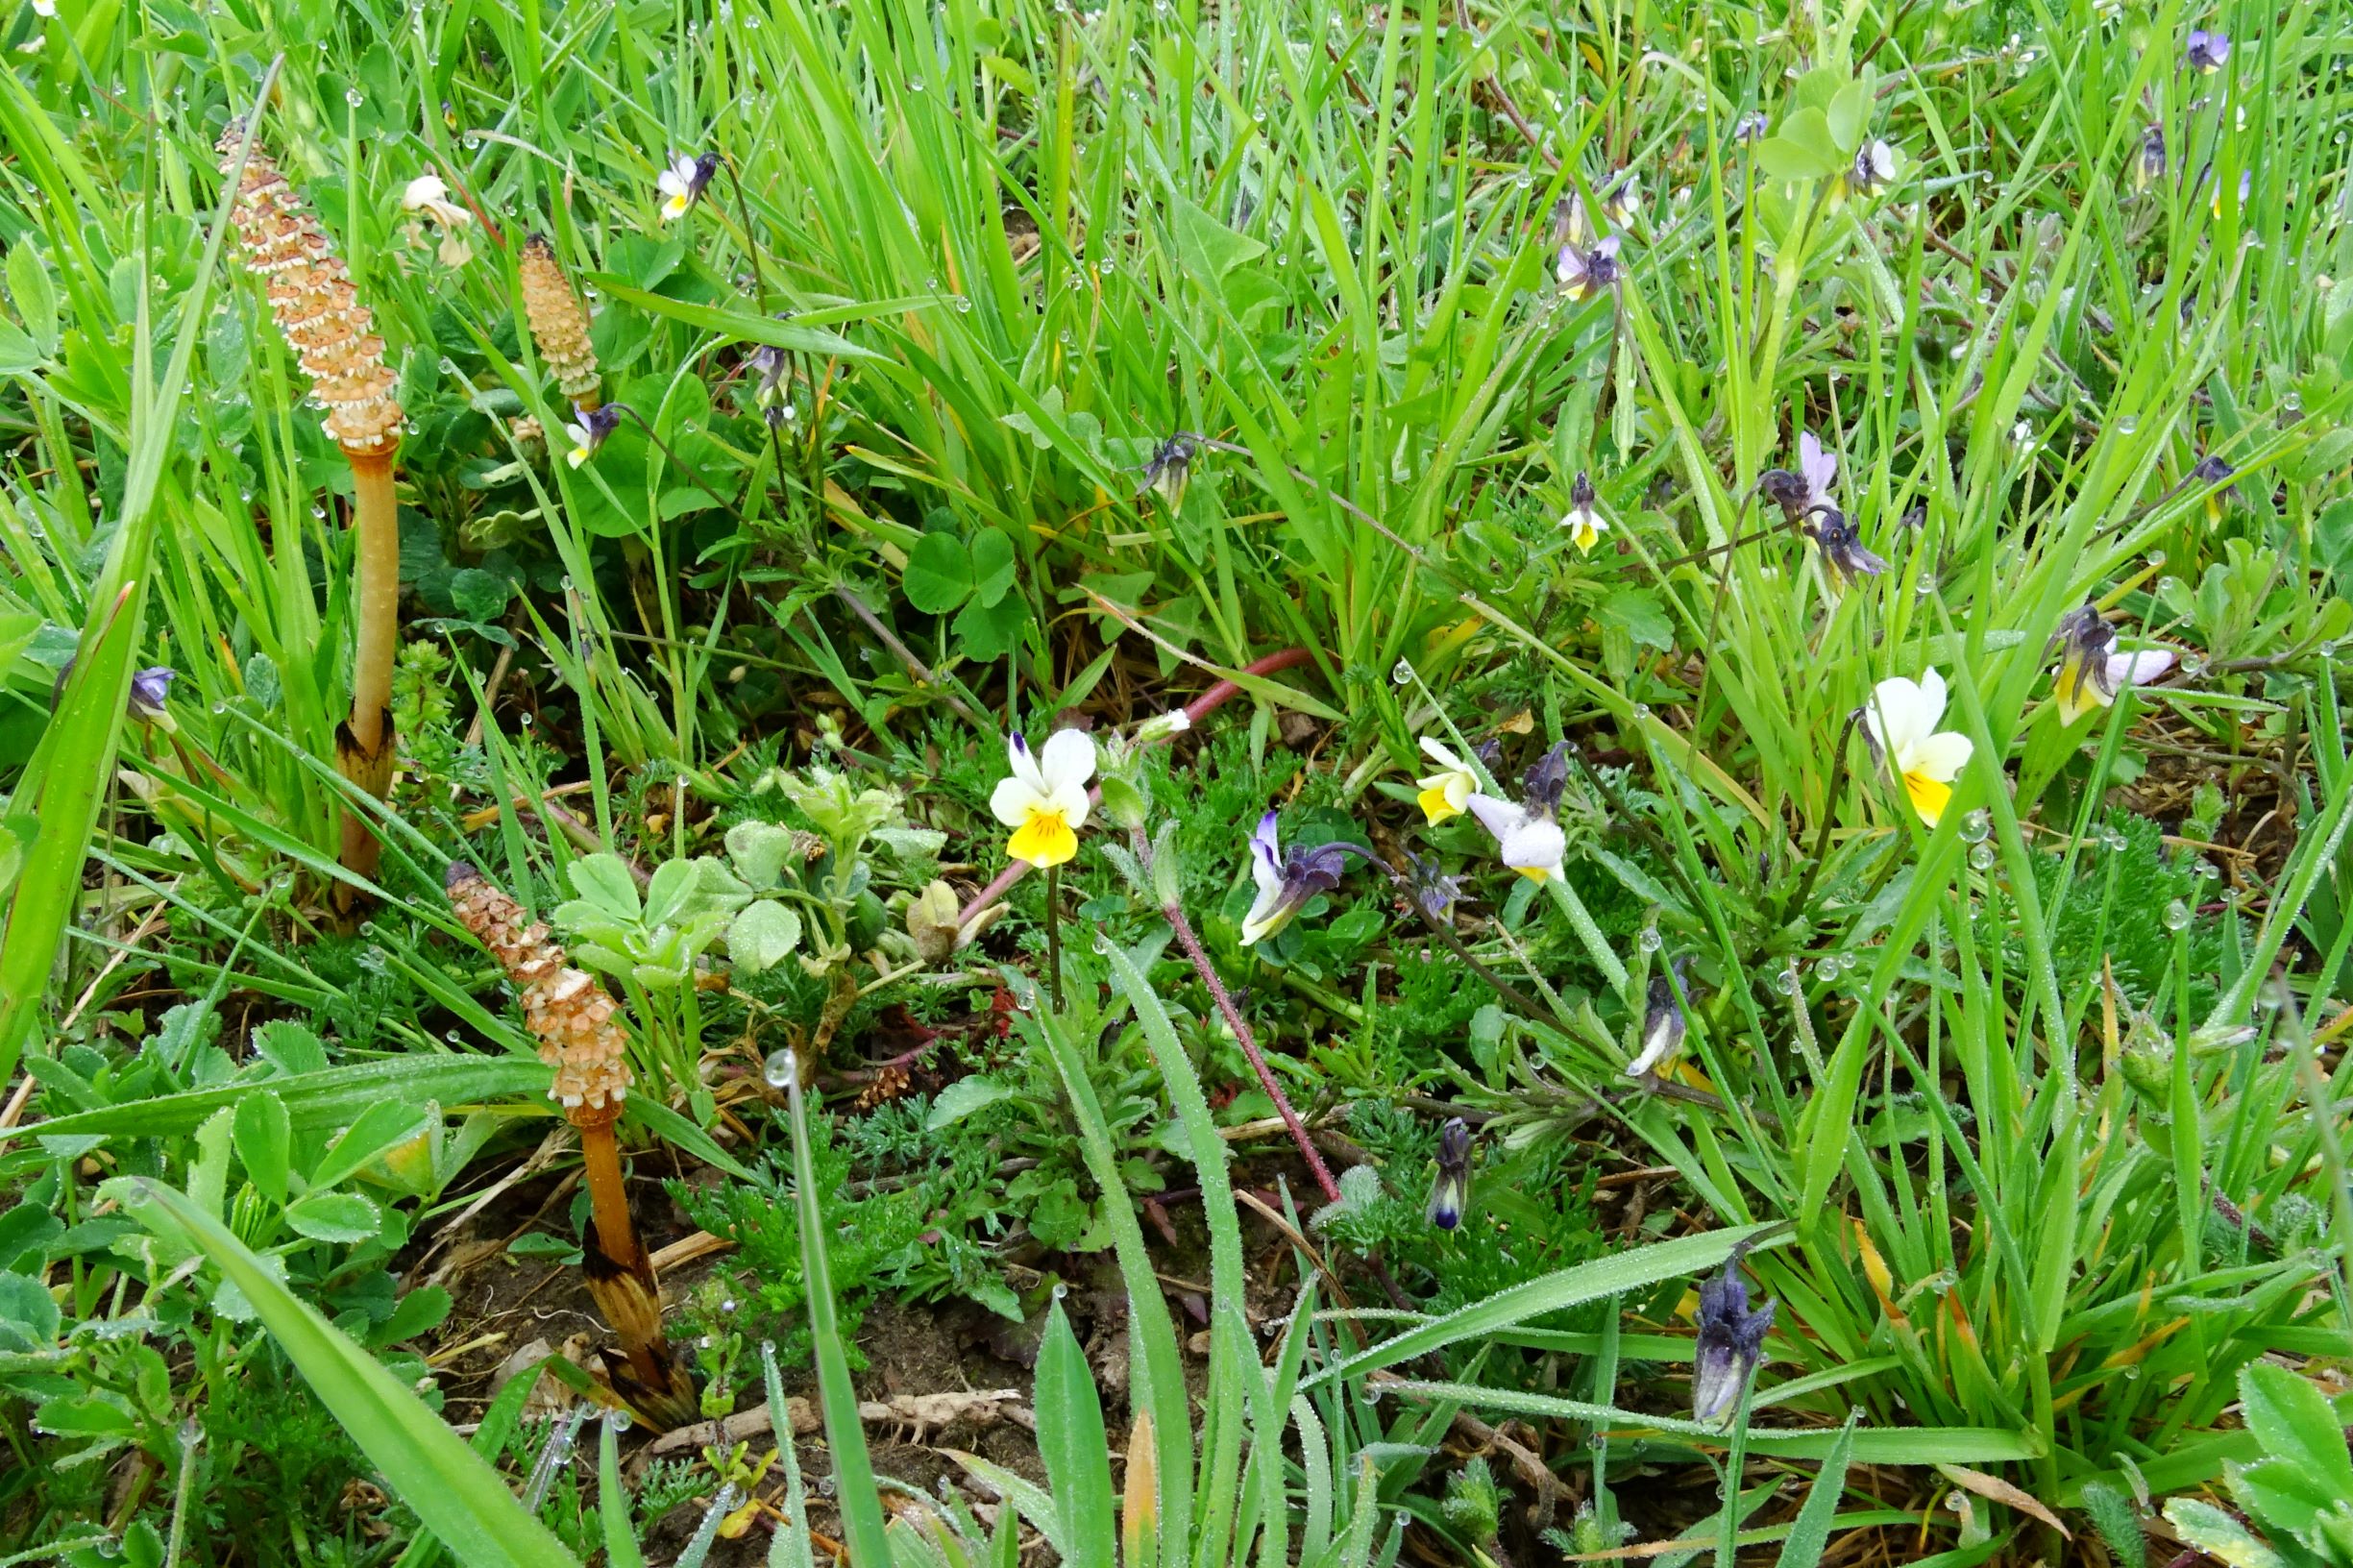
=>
[1752,66,1880,184]
[2163,1362,2353,1567]
[743,766,945,970]
[552,852,755,991]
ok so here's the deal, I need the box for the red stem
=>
[955,647,1318,927]
[1149,831,1341,1205]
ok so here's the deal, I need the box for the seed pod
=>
[519,233,602,405]
[446,862,634,1112]
[217,124,404,455]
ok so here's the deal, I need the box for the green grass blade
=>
[116,1178,579,1567]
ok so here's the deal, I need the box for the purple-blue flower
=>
[1693,1258,1776,1423]
[1239,812,1364,946]
[2185,29,2229,73]
[1426,1118,1472,1231]
[127,666,175,723]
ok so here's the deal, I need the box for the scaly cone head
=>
[217,124,404,458]
[519,233,602,406]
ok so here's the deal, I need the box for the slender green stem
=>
[1044,863,1064,1011]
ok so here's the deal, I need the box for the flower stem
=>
[1044,864,1064,1012]
[334,447,401,900]
[1140,829,1340,1205]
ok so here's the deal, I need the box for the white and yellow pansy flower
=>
[990,728,1096,868]
[1860,669,1974,827]
[1414,738,1479,825]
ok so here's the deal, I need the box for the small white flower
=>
[31,0,55,15]
[989,729,1095,868]
[657,152,715,222]
[1466,794,1567,883]
[1859,669,1974,827]
[399,173,475,265]
[1414,738,1479,825]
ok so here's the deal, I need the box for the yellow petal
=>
[1417,783,1464,824]
[1008,809,1078,867]
[1514,865,1553,883]
[1903,770,1952,827]
[2054,655,2104,725]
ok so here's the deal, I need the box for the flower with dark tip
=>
[747,343,790,408]
[1556,235,1622,303]
[1628,957,1688,1077]
[1468,743,1571,884]
[1561,471,1608,555]
[657,152,720,221]
[2050,605,2177,724]
[991,729,1096,869]
[126,666,177,729]
[2185,29,2229,74]
[2192,454,2237,524]
[1404,851,1466,923]
[1426,1118,1472,1231]
[1140,434,1196,509]
[1759,429,1838,525]
[1732,111,1770,145]
[1693,1256,1776,1424]
[1805,507,1890,590]
[564,402,625,468]
[2133,125,2167,192]
[1843,138,1898,199]
[1240,812,1366,945]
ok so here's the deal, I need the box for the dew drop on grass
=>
[1637,927,1662,953]
[763,1048,797,1088]
[1970,843,1996,870]
[1960,808,1991,844]
[1390,657,1413,684]
[609,1409,632,1433]
[2163,900,2192,931]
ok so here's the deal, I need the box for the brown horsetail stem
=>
[518,233,601,408]
[445,862,699,1431]
[218,124,404,907]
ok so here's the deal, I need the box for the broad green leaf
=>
[283,1190,383,1245]
[117,1180,577,1566]
[2239,1363,2353,1491]
[1035,1303,1115,1568]
[1826,80,1871,155]
[569,853,643,920]
[312,1100,433,1192]
[233,1090,291,1208]
[905,530,977,613]
[925,1075,1017,1130]
[724,821,798,889]
[968,527,1018,608]
[725,899,802,975]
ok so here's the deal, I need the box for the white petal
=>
[1503,819,1567,875]
[1038,727,1097,792]
[990,775,1042,828]
[657,170,688,199]
[1004,733,1048,796]
[1917,667,1950,727]
[1863,675,1934,758]
[1240,883,1287,944]
[565,422,592,448]
[2108,649,2176,688]
[402,173,449,210]
[1419,737,1467,772]
[1907,729,1973,784]
[1466,794,1527,842]
[1046,777,1092,830]
[1799,430,1837,500]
